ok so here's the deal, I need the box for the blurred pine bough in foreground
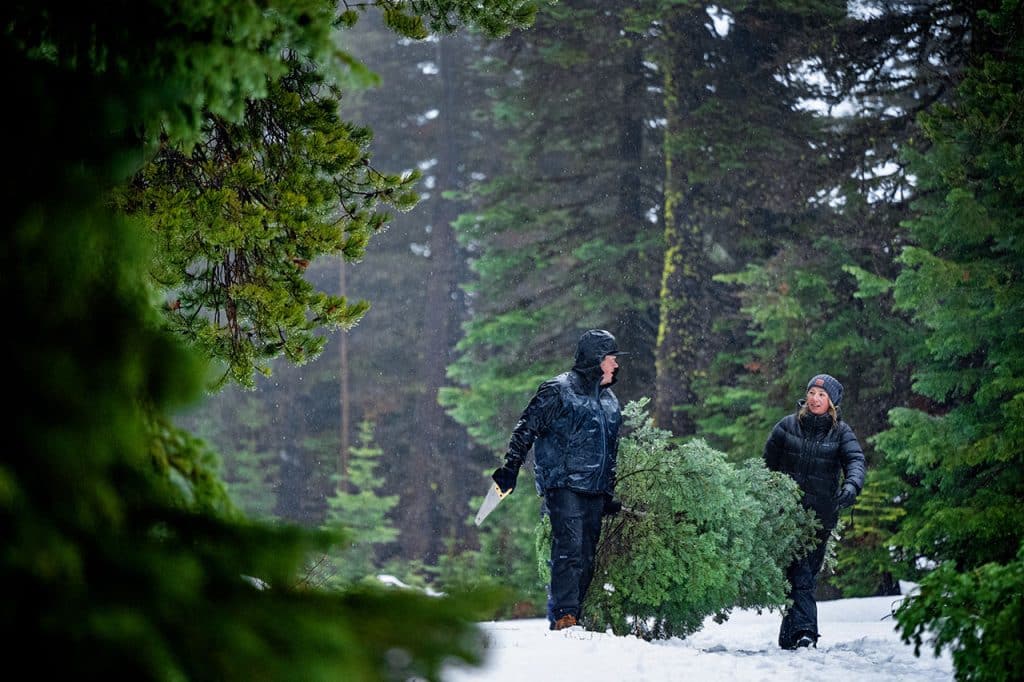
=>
[3,1,526,679]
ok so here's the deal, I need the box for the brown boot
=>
[551,614,577,630]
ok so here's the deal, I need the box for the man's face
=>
[600,354,619,386]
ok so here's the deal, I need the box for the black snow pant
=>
[779,526,832,649]
[545,488,604,623]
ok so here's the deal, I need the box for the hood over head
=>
[573,329,627,371]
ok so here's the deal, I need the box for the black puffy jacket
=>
[763,404,866,529]
[504,334,622,495]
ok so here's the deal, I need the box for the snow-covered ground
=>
[444,586,954,681]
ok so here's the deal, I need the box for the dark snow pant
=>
[779,526,831,649]
[545,488,604,624]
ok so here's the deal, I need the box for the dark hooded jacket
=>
[505,331,622,495]
[763,402,866,529]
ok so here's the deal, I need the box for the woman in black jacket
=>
[763,373,866,649]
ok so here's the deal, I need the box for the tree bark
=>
[338,257,350,494]
[401,35,470,562]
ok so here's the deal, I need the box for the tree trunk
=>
[613,41,659,396]
[338,257,350,494]
[654,10,720,436]
[401,35,468,562]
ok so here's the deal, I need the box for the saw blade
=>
[474,482,511,526]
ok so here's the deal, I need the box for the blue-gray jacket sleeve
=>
[504,380,561,469]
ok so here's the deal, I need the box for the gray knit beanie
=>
[807,374,844,406]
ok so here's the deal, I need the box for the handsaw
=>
[473,482,512,526]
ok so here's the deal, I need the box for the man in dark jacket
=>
[763,373,867,649]
[491,329,626,630]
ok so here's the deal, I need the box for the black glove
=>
[491,461,520,493]
[833,482,858,511]
[602,494,622,516]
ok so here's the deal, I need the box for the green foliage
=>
[441,0,665,452]
[699,240,912,461]
[111,0,542,392]
[11,187,495,679]
[875,408,1024,567]
[874,4,1024,678]
[114,54,411,388]
[354,0,540,38]
[382,7,430,39]
[831,471,915,597]
[877,0,1024,570]
[145,411,239,519]
[4,1,512,678]
[697,233,914,601]
[319,420,401,587]
[580,400,819,639]
[183,386,282,519]
[5,0,340,170]
[895,545,1024,682]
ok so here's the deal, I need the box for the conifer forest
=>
[5,1,1022,680]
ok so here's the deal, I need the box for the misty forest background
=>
[187,0,1021,609]
[7,1,1022,680]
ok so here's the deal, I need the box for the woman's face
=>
[806,386,831,415]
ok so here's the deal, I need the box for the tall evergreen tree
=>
[367,28,514,563]
[872,4,1024,677]
[879,0,1024,572]
[319,420,401,587]
[4,1,503,678]
[442,0,664,454]
[431,0,666,600]
[184,388,281,518]
[653,1,856,435]
[114,52,413,388]
[169,3,541,562]
[690,1,986,597]
[692,0,972,456]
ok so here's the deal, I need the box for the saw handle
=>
[491,462,520,494]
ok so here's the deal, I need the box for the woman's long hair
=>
[798,400,838,428]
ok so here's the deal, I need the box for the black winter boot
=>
[795,633,817,649]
